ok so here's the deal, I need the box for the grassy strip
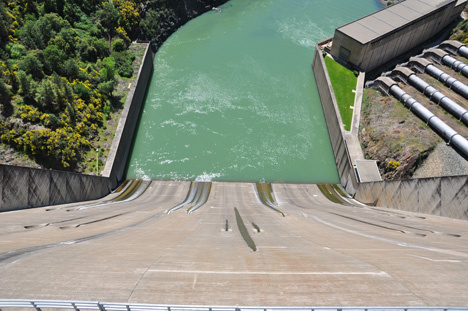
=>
[234,207,257,251]
[324,57,357,131]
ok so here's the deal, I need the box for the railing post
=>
[98,302,105,311]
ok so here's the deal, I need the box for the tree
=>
[44,0,65,16]
[95,2,120,52]
[17,70,37,101]
[100,56,116,81]
[0,1,11,46]
[114,0,140,37]
[18,53,44,78]
[63,58,79,79]
[35,78,55,109]
[44,45,66,73]
[74,83,90,101]
[98,56,117,96]
[0,78,12,116]
[112,38,125,52]
[111,50,134,77]
[7,43,27,59]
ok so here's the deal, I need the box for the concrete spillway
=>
[1,181,468,305]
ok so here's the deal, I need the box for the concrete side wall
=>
[0,164,110,212]
[312,44,359,194]
[355,176,468,220]
[332,2,460,72]
[103,44,153,189]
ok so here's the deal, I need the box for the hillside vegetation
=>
[1,0,226,172]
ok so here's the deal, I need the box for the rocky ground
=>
[360,88,442,180]
[361,67,468,180]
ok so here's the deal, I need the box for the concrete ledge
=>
[103,43,154,189]
[392,66,416,81]
[408,57,433,73]
[424,48,449,63]
[440,39,465,54]
[312,41,359,194]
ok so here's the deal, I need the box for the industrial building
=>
[330,0,467,72]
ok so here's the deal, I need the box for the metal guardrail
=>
[0,300,467,311]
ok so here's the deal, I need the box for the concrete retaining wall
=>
[312,41,359,194]
[355,176,468,220]
[0,164,110,212]
[103,44,153,189]
[0,44,153,212]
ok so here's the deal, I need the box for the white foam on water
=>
[195,172,222,182]
[174,73,244,116]
[277,17,329,49]
[160,119,198,134]
[145,131,154,141]
[135,167,151,181]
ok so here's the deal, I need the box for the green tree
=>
[44,0,65,16]
[17,70,37,101]
[35,78,55,109]
[56,27,76,55]
[111,38,125,52]
[63,58,79,79]
[18,53,44,78]
[74,83,90,101]
[0,78,12,116]
[7,43,27,59]
[0,1,11,46]
[111,50,134,77]
[100,56,116,81]
[44,45,66,73]
[95,2,120,52]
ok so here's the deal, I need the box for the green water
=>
[126,0,382,183]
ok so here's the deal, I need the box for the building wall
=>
[312,42,359,194]
[331,0,464,72]
[0,164,110,212]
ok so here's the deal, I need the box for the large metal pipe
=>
[441,54,468,77]
[458,45,468,59]
[407,74,468,125]
[389,84,468,157]
[425,64,468,99]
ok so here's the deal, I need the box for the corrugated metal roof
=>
[337,0,456,44]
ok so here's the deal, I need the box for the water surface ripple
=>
[126,0,382,183]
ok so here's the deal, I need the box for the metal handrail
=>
[0,300,467,311]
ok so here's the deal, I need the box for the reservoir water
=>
[126,0,383,183]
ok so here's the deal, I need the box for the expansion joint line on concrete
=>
[167,181,212,214]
